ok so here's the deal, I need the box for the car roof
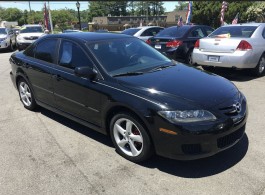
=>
[22,25,42,27]
[44,32,133,42]
[220,23,264,27]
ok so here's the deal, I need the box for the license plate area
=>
[208,56,220,62]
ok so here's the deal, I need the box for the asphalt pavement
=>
[0,51,265,195]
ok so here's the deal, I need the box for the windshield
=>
[155,26,189,38]
[20,26,43,33]
[121,28,141,35]
[0,28,7,34]
[87,38,172,76]
[209,26,258,38]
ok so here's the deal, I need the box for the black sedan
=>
[9,32,247,162]
[146,25,214,65]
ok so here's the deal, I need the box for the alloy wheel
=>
[19,81,32,107]
[258,56,265,74]
[113,118,143,157]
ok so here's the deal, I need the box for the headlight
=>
[158,110,216,123]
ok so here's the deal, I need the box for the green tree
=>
[246,2,265,22]
[175,1,189,11]
[52,9,76,31]
[0,8,24,25]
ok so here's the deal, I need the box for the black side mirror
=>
[74,66,98,80]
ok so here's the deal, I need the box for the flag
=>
[232,13,239,24]
[44,2,50,30]
[178,16,183,27]
[186,1,192,24]
[220,1,228,26]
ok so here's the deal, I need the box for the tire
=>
[202,66,215,72]
[9,41,15,51]
[110,112,154,162]
[18,78,37,110]
[186,50,193,65]
[252,54,265,77]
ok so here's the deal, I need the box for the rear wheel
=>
[252,55,265,77]
[186,50,193,65]
[18,79,37,110]
[9,41,14,51]
[110,112,154,162]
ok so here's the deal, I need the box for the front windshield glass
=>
[20,26,43,33]
[209,26,258,38]
[0,28,7,34]
[87,38,172,76]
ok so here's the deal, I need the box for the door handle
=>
[52,74,63,81]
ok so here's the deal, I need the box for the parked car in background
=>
[121,26,164,41]
[192,23,265,77]
[0,27,16,51]
[10,32,247,162]
[146,25,214,65]
[16,25,45,51]
[63,29,83,33]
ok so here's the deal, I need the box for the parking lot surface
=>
[0,51,265,195]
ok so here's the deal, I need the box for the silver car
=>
[192,23,265,77]
[0,28,16,51]
[121,26,164,42]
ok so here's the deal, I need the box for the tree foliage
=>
[246,2,265,22]
[192,1,254,28]
[175,2,189,11]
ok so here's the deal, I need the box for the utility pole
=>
[48,1,54,34]
[28,1,32,12]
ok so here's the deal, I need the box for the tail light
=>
[166,40,183,48]
[146,39,151,45]
[236,40,252,50]
[194,40,200,49]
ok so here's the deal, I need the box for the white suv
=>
[16,25,45,51]
[0,27,16,51]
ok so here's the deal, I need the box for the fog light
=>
[217,123,225,130]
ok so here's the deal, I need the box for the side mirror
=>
[74,66,98,80]
[44,30,49,34]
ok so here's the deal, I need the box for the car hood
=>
[19,33,44,37]
[116,64,238,109]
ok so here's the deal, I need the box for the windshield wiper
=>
[112,71,144,77]
[148,64,176,73]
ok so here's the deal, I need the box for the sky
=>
[1,1,179,12]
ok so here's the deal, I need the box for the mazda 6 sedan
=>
[10,32,248,162]
[192,23,265,77]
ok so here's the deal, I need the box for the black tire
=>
[252,54,265,77]
[110,112,154,162]
[186,50,193,65]
[17,78,37,110]
[9,41,15,51]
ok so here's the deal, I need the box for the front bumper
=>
[0,40,9,49]
[151,100,248,160]
[192,49,257,69]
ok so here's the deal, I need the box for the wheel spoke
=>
[19,85,25,94]
[125,120,133,134]
[117,139,127,148]
[129,134,143,143]
[26,92,31,98]
[114,124,126,135]
[129,141,140,156]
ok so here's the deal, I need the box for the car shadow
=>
[36,107,249,178]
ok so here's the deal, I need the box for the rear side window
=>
[141,28,163,36]
[188,28,205,38]
[155,26,189,38]
[121,28,141,35]
[209,26,258,38]
[58,40,91,69]
[24,44,35,58]
[35,39,57,63]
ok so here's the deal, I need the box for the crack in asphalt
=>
[35,113,102,195]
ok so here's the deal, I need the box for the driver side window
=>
[58,40,92,69]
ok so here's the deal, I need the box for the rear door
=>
[53,39,103,126]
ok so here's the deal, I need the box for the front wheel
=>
[186,50,193,65]
[252,55,265,77]
[18,79,37,110]
[110,112,154,162]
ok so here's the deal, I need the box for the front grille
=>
[182,144,202,155]
[217,126,245,149]
[24,36,38,40]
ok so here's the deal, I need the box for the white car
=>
[16,25,45,51]
[0,27,16,51]
[121,26,164,42]
[192,23,265,77]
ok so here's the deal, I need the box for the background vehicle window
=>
[141,28,163,36]
[58,40,91,69]
[204,27,214,36]
[189,28,204,38]
[209,26,257,38]
[35,39,57,63]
